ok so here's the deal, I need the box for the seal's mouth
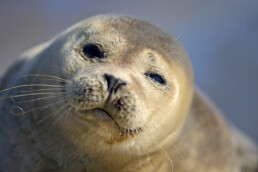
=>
[77,108,112,120]
[77,108,120,127]
[77,108,142,135]
[92,108,122,130]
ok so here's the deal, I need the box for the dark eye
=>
[82,43,104,59]
[146,73,166,85]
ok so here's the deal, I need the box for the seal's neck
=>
[118,148,174,172]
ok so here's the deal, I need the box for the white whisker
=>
[36,102,69,125]
[11,99,66,116]
[0,84,65,94]
[0,92,64,101]
[20,88,66,93]
[11,92,66,104]
[136,145,144,170]
[157,143,174,172]
[52,104,71,125]
[22,74,73,83]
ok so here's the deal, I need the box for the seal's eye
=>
[146,73,166,85]
[82,43,104,59]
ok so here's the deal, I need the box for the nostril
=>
[104,74,116,92]
[104,74,127,93]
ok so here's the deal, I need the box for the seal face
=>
[61,16,193,145]
[0,15,196,172]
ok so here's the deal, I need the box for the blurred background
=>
[0,0,257,142]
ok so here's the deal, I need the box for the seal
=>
[0,15,257,172]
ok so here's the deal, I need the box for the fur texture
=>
[0,15,257,172]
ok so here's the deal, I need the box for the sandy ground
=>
[0,0,257,142]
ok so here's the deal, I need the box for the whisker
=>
[156,143,174,172]
[64,106,73,119]
[174,28,185,41]
[0,84,65,94]
[38,79,74,86]
[11,92,66,104]
[11,99,66,116]
[170,143,183,161]
[146,153,155,169]
[52,104,70,125]
[136,145,144,170]
[20,88,66,93]
[22,74,72,83]
[0,92,64,101]
[150,121,175,172]
[75,102,83,113]
[36,103,69,125]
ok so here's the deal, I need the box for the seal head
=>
[1,15,194,171]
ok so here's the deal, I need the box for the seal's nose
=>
[104,74,127,93]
